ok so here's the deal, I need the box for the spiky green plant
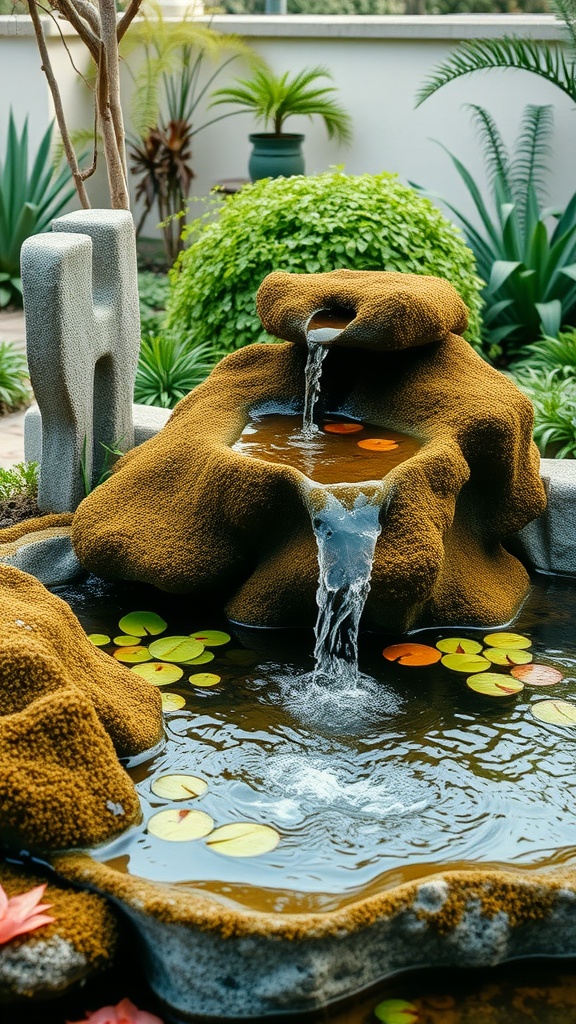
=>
[513,367,576,457]
[0,112,77,308]
[421,103,576,362]
[416,0,576,109]
[134,334,222,408]
[512,329,576,374]
[0,342,30,413]
[210,65,353,141]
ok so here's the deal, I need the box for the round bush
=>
[166,171,483,351]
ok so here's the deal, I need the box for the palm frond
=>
[416,36,576,107]
[552,0,576,59]
[466,104,511,199]
[510,105,554,226]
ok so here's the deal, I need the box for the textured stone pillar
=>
[21,210,140,512]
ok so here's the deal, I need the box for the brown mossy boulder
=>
[0,862,118,1003]
[71,271,546,631]
[0,565,163,850]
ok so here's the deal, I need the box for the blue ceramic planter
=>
[248,133,305,181]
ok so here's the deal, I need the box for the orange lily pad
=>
[382,643,441,666]
[323,422,363,434]
[160,692,186,712]
[147,808,214,842]
[484,632,531,650]
[148,636,204,663]
[205,822,280,857]
[151,774,208,800]
[436,637,483,655]
[189,672,222,688]
[441,653,490,673]
[113,646,152,664]
[484,648,533,667]
[466,672,524,697]
[532,699,576,725]
[87,634,110,647]
[511,664,563,686]
[131,662,184,685]
[357,438,398,451]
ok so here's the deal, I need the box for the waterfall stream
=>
[301,342,328,439]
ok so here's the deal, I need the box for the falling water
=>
[311,490,382,686]
[301,342,328,439]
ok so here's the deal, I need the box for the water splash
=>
[312,490,382,687]
[301,341,328,439]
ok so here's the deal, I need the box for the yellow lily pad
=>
[532,699,576,726]
[441,653,490,673]
[435,637,482,655]
[113,646,152,664]
[148,636,204,663]
[147,808,214,842]
[190,630,231,647]
[205,822,280,857]
[160,692,186,712]
[87,633,110,647]
[466,673,524,697]
[374,1000,420,1024]
[483,632,531,650]
[484,648,533,667]
[118,611,167,637]
[181,650,215,666]
[189,672,222,688]
[151,774,208,800]
[131,662,184,685]
[113,634,142,647]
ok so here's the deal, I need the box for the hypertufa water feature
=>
[4,214,576,1020]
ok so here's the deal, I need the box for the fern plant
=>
[416,0,576,108]
[513,367,576,457]
[421,103,576,363]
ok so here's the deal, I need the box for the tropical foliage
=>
[511,331,576,456]
[0,112,76,308]
[422,104,576,363]
[138,271,170,336]
[134,334,223,408]
[210,65,353,141]
[166,170,483,354]
[0,342,30,413]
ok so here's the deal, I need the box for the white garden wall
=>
[0,13,574,235]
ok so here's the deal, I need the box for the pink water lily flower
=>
[67,997,164,1024]
[0,881,55,944]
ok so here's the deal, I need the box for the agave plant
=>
[421,103,576,363]
[416,0,576,109]
[210,65,353,141]
[134,334,223,408]
[0,112,76,308]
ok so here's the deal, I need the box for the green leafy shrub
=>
[166,170,483,353]
[0,112,77,309]
[138,271,170,336]
[0,342,30,414]
[513,368,576,458]
[135,334,223,408]
[0,461,39,503]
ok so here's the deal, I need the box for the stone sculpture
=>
[72,269,546,631]
[21,209,141,513]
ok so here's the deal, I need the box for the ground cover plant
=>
[166,170,483,353]
[0,461,40,528]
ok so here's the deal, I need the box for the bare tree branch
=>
[28,0,91,208]
[97,41,129,208]
[117,0,143,43]
[36,1,94,91]
[78,97,99,181]
[99,0,127,182]
[52,0,100,63]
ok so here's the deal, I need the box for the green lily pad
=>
[205,822,280,857]
[118,611,167,638]
[484,648,533,667]
[189,672,222,688]
[484,631,531,650]
[466,672,524,697]
[149,636,204,663]
[190,630,231,647]
[113,634,142,647]
[147,808,214,842]
[441,653,490,673]
[87,633,111,647]
[160,692,186,712]
[436,637,482,655]
[180,650,215,666]
[374,999,419,1023]
[532,699,576,726]
[113,646,152,664]
[131,662,184,685]
[151,774,208,800]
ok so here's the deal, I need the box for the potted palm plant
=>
[210,64,352,180]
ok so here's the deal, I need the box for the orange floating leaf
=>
[66,997,164,1024]
[511,664,563,686]
[383,643,441,666]
[357,438,399,451]
[0,882,55,945]
[323,422,363,434]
